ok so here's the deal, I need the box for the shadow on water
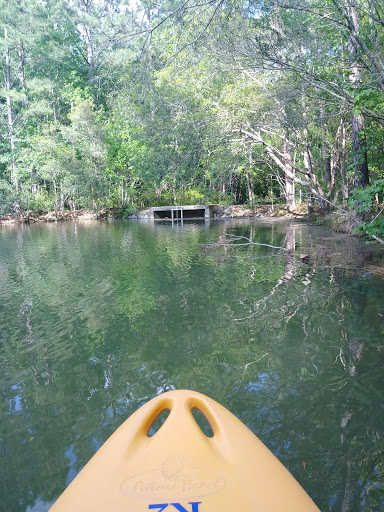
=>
[0,218,383,511]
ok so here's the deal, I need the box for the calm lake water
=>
[1,218,384,511]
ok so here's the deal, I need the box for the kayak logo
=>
[121,456,227,500]
[149,503,201,512]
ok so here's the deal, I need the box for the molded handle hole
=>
[147,409,170,437]
[191,408,214,438]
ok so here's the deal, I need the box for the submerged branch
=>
[204,234,288,251]
[371,234,384,245]
[242,353,269,373]
[369,206,384,226]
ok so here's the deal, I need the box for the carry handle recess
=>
[142,391,220,439]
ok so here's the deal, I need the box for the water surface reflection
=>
[0,219,383,511]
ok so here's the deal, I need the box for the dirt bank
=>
[0,208,122,225]
[0,204,359,236]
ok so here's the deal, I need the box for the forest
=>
[1,0,384,238]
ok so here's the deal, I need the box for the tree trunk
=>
[82,0,94,82]
[339,117,349,204]
[283,136,295,210]
[301,83,312,215]
[18,43,28,109]
[4,28,18,191]
[53,181,58,218]
[351,111,369,188]
[306,185,313,215]
[323,145,331,192]
[320,102,331,213]
[303,142,313,215]
[241,127,327,211]
[246,147,254,205]
[320,101,332,192]
[60,181,64,211]
[85,25,94,82]
[18,43,26,90]
[348,4,369,189]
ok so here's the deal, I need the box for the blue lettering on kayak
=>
[171,503,201,512]
[149,502,201,511]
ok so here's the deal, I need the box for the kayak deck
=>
[50,390,319,511]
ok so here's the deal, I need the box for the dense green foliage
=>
[1,0,383,234]
[349,179,384,239]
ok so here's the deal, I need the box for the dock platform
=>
[150,205,213,220]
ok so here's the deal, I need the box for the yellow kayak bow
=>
[50,390,319,511]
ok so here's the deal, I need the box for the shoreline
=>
[0,204,312,223]
[0,204,362,237]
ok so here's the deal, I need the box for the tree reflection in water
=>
[0,219,383,511]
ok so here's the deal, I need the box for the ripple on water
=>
[0,219,383,512]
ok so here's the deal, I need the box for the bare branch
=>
[205,234,289,251]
